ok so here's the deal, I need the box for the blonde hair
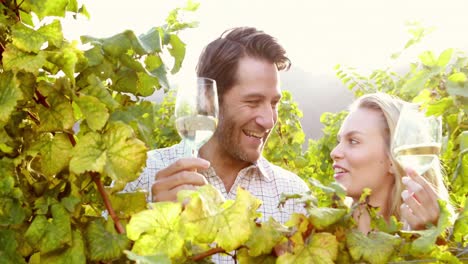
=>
[349,92,451,220]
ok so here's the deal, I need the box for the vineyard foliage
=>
[0,1,467,263]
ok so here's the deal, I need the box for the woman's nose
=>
[330,143,343,160]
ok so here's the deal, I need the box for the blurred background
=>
[62,0,468,138]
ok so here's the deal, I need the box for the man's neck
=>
[199,140,251,192]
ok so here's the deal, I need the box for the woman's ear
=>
[389,162,397,175]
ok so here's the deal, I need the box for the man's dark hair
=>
[196,27,291,101]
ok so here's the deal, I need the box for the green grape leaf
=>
[40,133,73,177]
[453,199,468,243]
[0,159,15,193]
[11,19,62,53]
[102,122,147,182]
[401,70,432,94]
[436,48,453,67]
[447,72,468,97]
[346,230,401,264]
[244,218,288,256]
[0,72,22,123]
[0,230,26,264]
[83,46,104,67]
[81,75,120,111]
[69,131,106,175]
[70,122,146,180]
[124,250,171,264]
[0,197,26,225]
[27,0,68,19]
[25,215,48,247]
[46,42,83,83]
[371,215,402,234]
[419,51,437,67]
[145,54,163,71]
[2,45,47,74]
[178,185,230,243]
[180,186,261,252]
[33,196,53,215]
[127,202,184,258]
[285,213,311,246]
[426,97,453,116]
[139,27,162,53]
[16,71,36,101]
[109,101,157,151]
[459,131,468,154]
[101,32,132,56]
[40,230,86,264]
[149,66,170,90]
[168,34,185,74]
[307,207,347,230]
[448,72,467,85]
[109,191,147,218]
[137,72,159,96]
[11,22,45,53]
[37,19,63,47]
[211,188,261,249]
[237,248,276,264]
[86,219,129,261]
[277,232,338,264]
[99,30,147,57]
[61,196,81,213]
[42,203,73,253]
[77,3,90,19]
[75,94,109,131]
[0,177,14,197]
[25,203,72,254]
[120,53,146,72]
[38,92,75,132]
[408,199,453,255]
[66,0,78,12]
[112,68,138,93]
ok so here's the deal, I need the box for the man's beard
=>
[215,115,265,163]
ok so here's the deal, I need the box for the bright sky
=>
[63,0,468,80]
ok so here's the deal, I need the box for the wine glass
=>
[392,103,442,175]
[174,77,218,157]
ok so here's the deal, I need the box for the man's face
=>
[214,56,281,164]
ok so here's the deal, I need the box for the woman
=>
[330,92,451,233]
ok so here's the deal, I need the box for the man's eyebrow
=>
[243,93,265,99]
[242,93,282,101]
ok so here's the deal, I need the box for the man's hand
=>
[151,158,210,202]
[400,168,440,230]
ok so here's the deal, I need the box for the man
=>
[125,27,309,224]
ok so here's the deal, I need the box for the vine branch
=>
[91,172,125,234]
[191,247,226,261]
[35,90,50,108]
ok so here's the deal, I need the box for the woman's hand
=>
[400,168,440,230]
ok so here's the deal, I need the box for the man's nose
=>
[256,104,276,130]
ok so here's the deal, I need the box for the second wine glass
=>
[174,77,219,157]
[392,103,442,175]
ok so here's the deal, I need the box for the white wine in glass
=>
[392,103,442,175]
[174,77,218,157]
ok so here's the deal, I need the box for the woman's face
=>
[330,107,394,201]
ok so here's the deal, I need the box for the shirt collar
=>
[201,156,273,182]
[252,156,273,181]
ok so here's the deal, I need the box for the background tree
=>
[1,0,466,263]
